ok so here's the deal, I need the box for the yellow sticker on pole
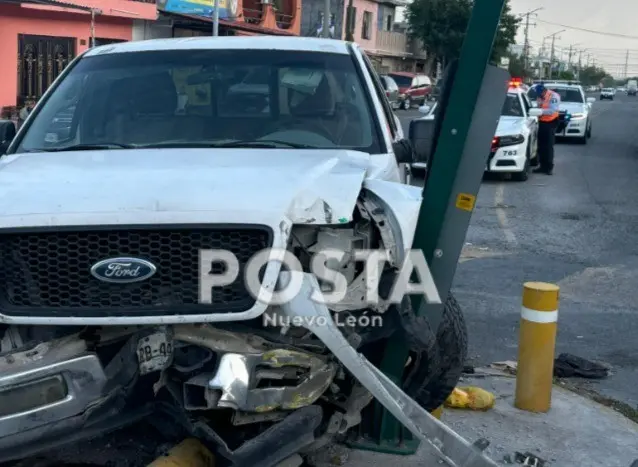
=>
[455,193,476,212]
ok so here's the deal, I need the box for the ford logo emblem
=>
[90,257,157,283]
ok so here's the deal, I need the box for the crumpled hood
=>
[560,102,587,114]
[495,116,523,137]
[0,148,371,228]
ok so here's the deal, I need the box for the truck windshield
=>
[15,49,382,154]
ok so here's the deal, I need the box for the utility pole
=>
[624,50,630,79]
[577,48,587,80]
[548,30,565,79]
[344,0,354,41]
[322,0,331,38]
[537,37,547,79]
[520,7,542,73]
[212,0,219,36]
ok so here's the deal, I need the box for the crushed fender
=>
[147,439,215,467]
[444,387,495,411]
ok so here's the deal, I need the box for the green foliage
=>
[407,0,520,72]
[579,66,613,86]
[507,54,528,78]
[558,70,575,81]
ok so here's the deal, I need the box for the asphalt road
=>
[398,92,638,409]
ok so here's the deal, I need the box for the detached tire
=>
[402,294,468,411]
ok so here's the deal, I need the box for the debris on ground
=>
[553,353,610,379]
[514,451,547,466]
[489,361,518,375]
[478,354,610,380]
[444,386,495,411]
[147,439,214,467]
[304,444,349,466]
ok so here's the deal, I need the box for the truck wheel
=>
[402,97,411,110]
[402,294,468,411]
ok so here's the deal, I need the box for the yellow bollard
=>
[514,281,559,413]
[147,438,215,467]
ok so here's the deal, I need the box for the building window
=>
[362,11,372,40]
[92,38,127,47]
[385,14,392,31]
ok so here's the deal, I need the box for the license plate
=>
[137,329,173,375]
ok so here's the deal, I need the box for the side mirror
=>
[528,108,543,117]
[419,104,431,114]
[408,118,436,165]
[0,120,17,154]
[392,139,414,164]
[530,101,539,108]
[587,97,596,104]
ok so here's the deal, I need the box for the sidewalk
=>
[341,374,638,467]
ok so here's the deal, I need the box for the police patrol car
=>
[529,80,595,144]
[487,80,542,181]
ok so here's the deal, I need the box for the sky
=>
[510,0,638,77]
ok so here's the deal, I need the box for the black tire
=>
[402,294,468,411]
[512,144,530,181]
[402,97,411,110]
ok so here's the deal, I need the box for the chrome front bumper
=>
[0,334,108,439]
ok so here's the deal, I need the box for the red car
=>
[387,72,432,110]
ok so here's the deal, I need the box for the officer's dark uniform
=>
[533,84,560,175]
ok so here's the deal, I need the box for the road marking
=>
[494,184,518,247]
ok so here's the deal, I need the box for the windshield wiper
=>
[141,140,318,149]
[33,143,136,152]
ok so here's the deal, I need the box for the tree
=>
[507,54,529,79]
[490,0,520,63]
[558,70,575,81]
[407,0,520,75]
[579,66,612,86]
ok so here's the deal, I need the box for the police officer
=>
[532,82,560,175]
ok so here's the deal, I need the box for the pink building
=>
[0,0,157,112]
[341,0,427,74]
[341,0,377,51]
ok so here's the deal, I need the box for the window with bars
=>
[362,11,372,40]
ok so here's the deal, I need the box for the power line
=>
[526,40,637,53]
[536,19,638,40]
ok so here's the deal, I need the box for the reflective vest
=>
[539,90,559,122]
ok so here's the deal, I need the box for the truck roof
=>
[83,36,353,58]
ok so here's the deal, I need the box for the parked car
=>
[387,72,432,110]
[530,83,595,144]
[379,74,400,110]
[488,86,542,181]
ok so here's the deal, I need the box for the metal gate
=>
[17,34,76,107]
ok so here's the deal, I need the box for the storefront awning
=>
[0,0,101,13]
[161,10,296,36]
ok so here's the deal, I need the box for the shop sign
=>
[157,0,239,21]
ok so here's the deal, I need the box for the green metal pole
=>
[349,0,508,453]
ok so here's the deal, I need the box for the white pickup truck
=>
[0,37,478,466]
[627,79,637,96]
